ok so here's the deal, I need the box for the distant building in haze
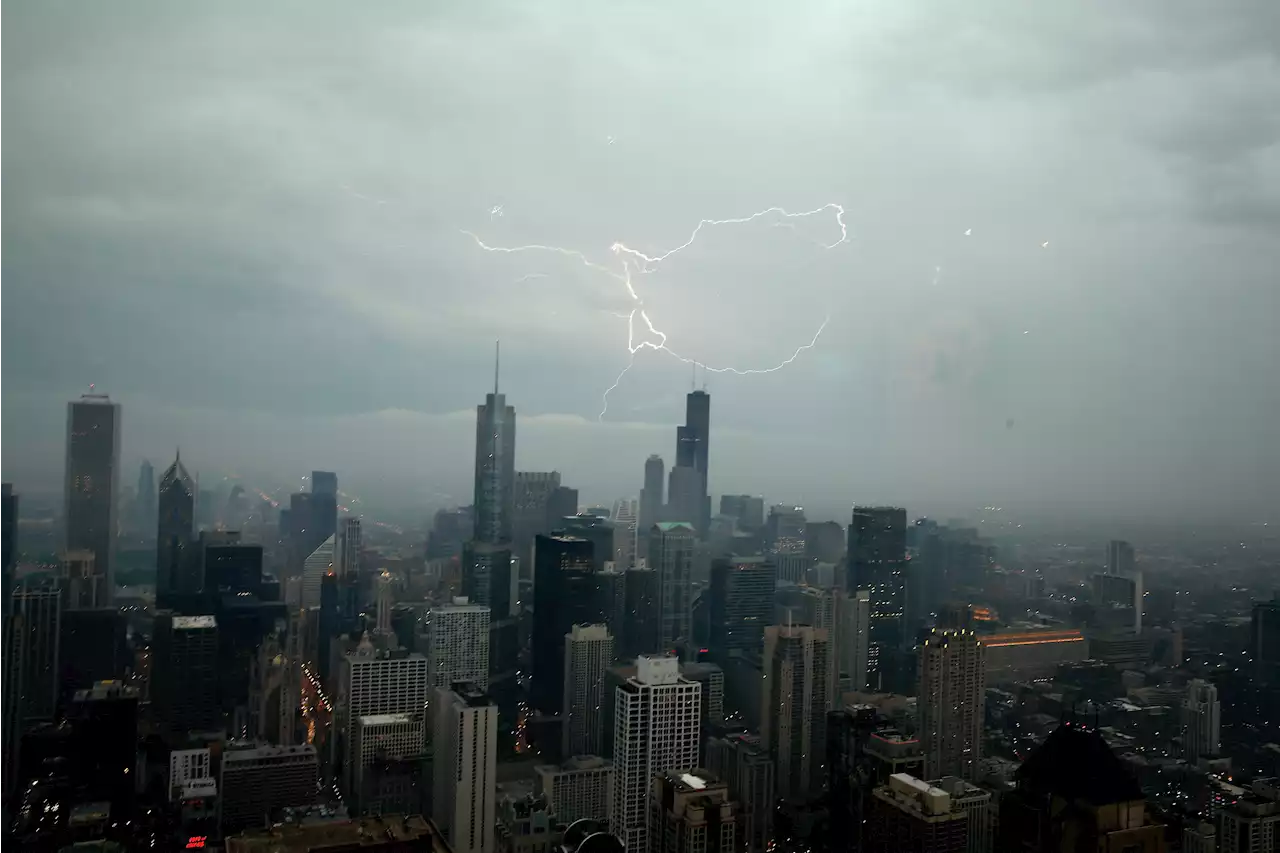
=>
[65,394,121,602]
[649,523,696,651]
[917,629,985,780]
[156,451,196,604]
[847,507,908,690]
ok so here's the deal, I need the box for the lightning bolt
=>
[466,203,847,421]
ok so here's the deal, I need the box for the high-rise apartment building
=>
[563,624,614,757]
[611,655,702,851]
[426,597,490,691]
[65,395,121,602]
[847,506,908,689]
[761,625,832,799]
[705,732,775,853]
[535,755,614,824]
[708,556,775,666]
[152,613,220,739]
[868,773,973,853]
[1218,779,1280,853]
[649,523,696,651]
[433,683,498,853]
[917,629,985,781]
[1181,678,1221,760]
[532,533,602,715]
[156,451,195,603]
[648,770,738,853]
[335,639,429,797]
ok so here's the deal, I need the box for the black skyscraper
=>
[708,556,775,666]
[473,346,516,546]
[531,534,602,714]
[846,506,908,689]
[674,390,711,533]
[151,612,220,740]
[639,455,665,531]
[156,451,195,604]
[65,394,121,600]
[2,483,15,605]
[621,567,661,660]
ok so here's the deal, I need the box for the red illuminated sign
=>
[186,836,207,849]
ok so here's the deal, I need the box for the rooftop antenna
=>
[494,340,500,395]
[701,362,708,392]
[690,360,696,392]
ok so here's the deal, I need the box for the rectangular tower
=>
[433,683,498,853]
[761,625,832,799]
[562,624,614,757]
[847,507,908,689]
[426,597,491,691]
[917,629,985,780]
[65,395,121,602]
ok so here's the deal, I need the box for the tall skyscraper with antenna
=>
[670,388,711,534]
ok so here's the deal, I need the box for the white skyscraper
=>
[1182,678,1221,760]
[426,597,490,692]
[917,629,986,781]
[433,683,497,853]
[611,655,702,852]
[562,624,614,757]
[301,534,336,610]
[338,517,362,577]
[612,498,639,568]
[334,637,429,798]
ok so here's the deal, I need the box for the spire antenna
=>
[494,340,501,395]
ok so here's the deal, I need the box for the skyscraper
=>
[640,455,665,532]
[611,498,639,569]
[156,450,195,603]
[847,506,908,689]
[338,516,362,578]
[708,556,775,667]
[719,495,765,533]
[301,534,336,610]
[336,639,430,797]
[135,460,155,537]
[1181,678,1221,760]
[65,394,121,601]
[426,597,490,692]
[917,629,985,780]
[648,770,738,853]
[562,623,613,757]
[611,655,702,851]
[649,523,696,651]
[1106,539,1136,576]
[836,589,871,693]
[311,470,338,497]
[705,732,775,853]
[621,567,661,660]
[532,534,602,714]
[514,471,562,570]
[676,390,711,534]
[7,584,62,722]
[473,345,516,546]
[151,613,220,740]
[433,683,498,853]
[2,483,16,603]
[761,625,832,800]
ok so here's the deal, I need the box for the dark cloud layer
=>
[4,0,1278,521]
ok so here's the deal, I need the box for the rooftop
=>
[225,814,448,853]
[173,615,217,630]
[655,522,696,532]
[358,713,418,727]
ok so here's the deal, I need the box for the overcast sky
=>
[4,1,1278,522]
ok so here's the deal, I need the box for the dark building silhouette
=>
[674,390,711,534]
[58,607,126,706]
[828,705,881,853]
[156,451,195,605]
[65,395,121,601]
[473,346,516,546]
[2,483,16,602]
[563,513,616,572]
[135,460,155,538]
[547,486,579,529]
[621,568,661,660]
[720,495,765,532]
[847,506,908,690]
[151,612,220,740]
[531,534,602,714]
[708,556,775,668]
[997,723,1165,852]
[203,541,264,597]
[1253,597,1280,685]
[66,680,139,818]
[640,455,665,533]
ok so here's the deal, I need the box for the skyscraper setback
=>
[65,394,121,602]
[672,390,711,534]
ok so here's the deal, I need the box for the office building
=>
[847,507,908,690]
[156,450,195,603]
[66,680,140,815]
[866,728,926,783]
[6,585,62,726]
[535,755,614,824]
[1182,678,1221,760]
[219,743,319,834]
[708,556,775,667]
[352,712,428,813]
[681,661,725,726]
[761,625,832,799]
[621,568,661,660]
[64,394,121,601]
[338,517,362,577]
[514,471,562,569]
[1106,539,1136,576]
[58,606,126,703]
[225,814,448,853]
[335,639,429,796]
[667,466,705,535]
[868,774,971,853]
[917,629,985,781]
[1092,570,1144,634]
[612,498,639,569]
[426,597,490,691]
[300,534,336,610]
[561,513,616,572]
[649,522,696,650]
[805,520,845,564]
[997,723,1165,852]
[705,732,774,853]
[1253,597,1280,685]
[649,770,737,853]
[563,624,614,757]
[640,455,665,533]
[765,505,806,556]
[462,540,514,619]
[60,550,104,611]
[533,533,603,714]
[152,613,220,738]
[433,683,498,853]
[473,348,516,546]
[611,655,702,851]
[720,495,764,532]
[2,483,15,600]
[170,748,214,800]
[836,589,871,692]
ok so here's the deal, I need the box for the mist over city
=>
[2,2,1278,852]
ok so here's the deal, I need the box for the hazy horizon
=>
[5,1,1278,524]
